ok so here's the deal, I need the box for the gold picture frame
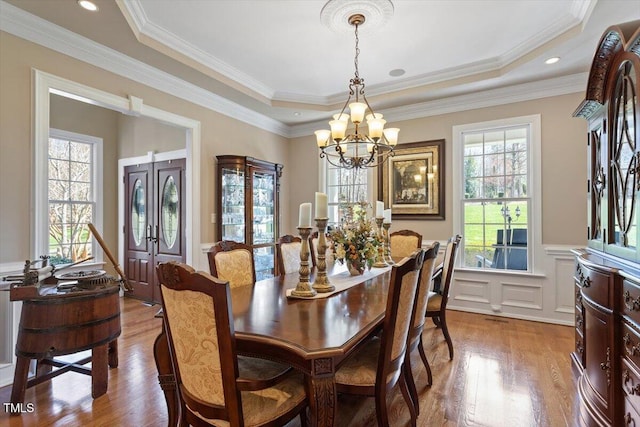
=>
[378,139,445,220]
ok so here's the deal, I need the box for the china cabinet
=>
[572,21,640,426]
[216,155,282,280]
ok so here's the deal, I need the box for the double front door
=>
[125,159,186,303]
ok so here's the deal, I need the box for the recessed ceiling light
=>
[293,112,301,117]
[545,57,560,65]
[389,68,405,77]
[77,0,99,12]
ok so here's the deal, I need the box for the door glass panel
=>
[253,171,275,245]
[131,179,145,245]
[161,176,179,249]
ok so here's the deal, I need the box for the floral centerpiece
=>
[330,202,382,275]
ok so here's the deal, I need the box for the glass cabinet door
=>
[252,171,275,245]
[253,170,275,279]
[221,168,245,242]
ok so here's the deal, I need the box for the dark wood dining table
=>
[154,263,393,427]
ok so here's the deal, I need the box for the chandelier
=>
[315,14,398,169]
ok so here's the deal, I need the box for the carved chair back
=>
[207,240,256,288]
[390,229,423,259]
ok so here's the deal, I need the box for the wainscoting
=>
[449,245,576,325]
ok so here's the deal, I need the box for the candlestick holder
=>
[373,217,387,268]
[312,218,334,293]
[382,222,394,265]
[291,227,316,298]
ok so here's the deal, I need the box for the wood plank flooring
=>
[0,297,578,426]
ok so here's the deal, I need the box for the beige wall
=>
[0,32,291,264]
[118,115,185,158]
[290,93,587,246]
[0,29,587,267]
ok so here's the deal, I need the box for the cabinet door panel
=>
[583,302,613,420]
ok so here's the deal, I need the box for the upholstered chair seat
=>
[192,371,307,427]
[335,250,425,427]
[335,337,380,387]
[403,241,440,414]
[426,235,462,361]
[157,262,308,427]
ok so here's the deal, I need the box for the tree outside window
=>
[48,131,98,265]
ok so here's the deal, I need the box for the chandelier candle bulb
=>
[315,130,330,147]
[349,102,367,123]
[330,119,347,141]
[376,201,384,218]
[315,192,328,218]
[299,203,312,228]
[383,128,399,146]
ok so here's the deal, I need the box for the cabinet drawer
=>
[623,358,640,415]
[623,279,640,325]
[623,322,640,371]
[625,395,640,427]
[576,262,610,307]
[575,327,584,360]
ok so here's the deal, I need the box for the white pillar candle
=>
[383,208,392,224]
[315,192,328,218]
[376,201,384,218]
[299,203,312,228]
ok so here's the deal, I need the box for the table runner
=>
[285,265,391,299]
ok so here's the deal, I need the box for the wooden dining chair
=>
[207,240,256,288]
[404,241,440,414]
[426,234,462,360]
[309,231,334,268]
[156,262,308,427]
[390,229,423,259]
[335,249,425,427]
[276,235,302,275]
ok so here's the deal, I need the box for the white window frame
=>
[319,160,375,226]
[43,128,103,264]
[452,114,542,274]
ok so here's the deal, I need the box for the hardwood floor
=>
[0,297,578,426]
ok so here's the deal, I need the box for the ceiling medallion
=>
[320,0,394,34]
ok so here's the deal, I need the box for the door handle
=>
[147,224,159,243]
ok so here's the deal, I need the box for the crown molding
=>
[289,73,587,138]
[0,0,289,137]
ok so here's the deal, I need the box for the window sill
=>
[455,267,546,279]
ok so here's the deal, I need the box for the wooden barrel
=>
[15,284,121,359]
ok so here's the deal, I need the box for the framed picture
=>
[378,139,444,220]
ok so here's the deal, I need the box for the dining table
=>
[153,262,394,427]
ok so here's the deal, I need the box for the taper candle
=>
[299,203,312,227]
[383,208,392,223]
[315,192,328,218]
[376,201,384,218]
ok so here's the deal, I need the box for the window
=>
[47,129,102,265]
[321,162,374,227]
[453,115,541,272]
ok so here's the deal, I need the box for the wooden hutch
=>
[572,21,640,426]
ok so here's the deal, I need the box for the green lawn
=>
[463,201,528,246]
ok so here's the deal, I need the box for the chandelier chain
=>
[353,22,360,80]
